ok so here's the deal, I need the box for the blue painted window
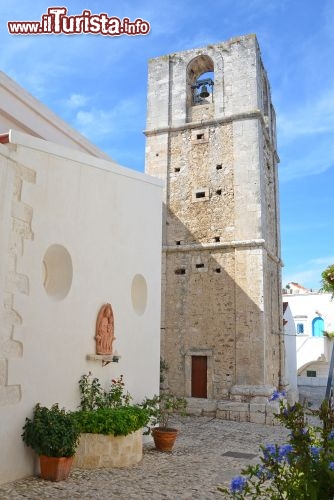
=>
[312,317,324,337]
[296,323,304,334]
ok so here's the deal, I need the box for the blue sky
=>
[1,0,334,290]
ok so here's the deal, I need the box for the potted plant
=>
[22,403,80,481]
[142,392,187,452]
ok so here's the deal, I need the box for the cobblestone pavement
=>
[0,416,289,500]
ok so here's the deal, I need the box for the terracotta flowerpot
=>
[39,455,74,481]
[152,427,178,452]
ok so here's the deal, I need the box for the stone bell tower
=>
[145,34,284,422]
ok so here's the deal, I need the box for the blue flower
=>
[329,462,334,470]
[329,430,334,440]
[269,390,286,401]
[278,444,293,461]
[263,444,277,459]
[310,446,321,458]
[230,476,247,494]
[270,390,280,401]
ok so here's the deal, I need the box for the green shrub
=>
[22,403,80,457]
[321,264,334,297]
[141,392,187,433]
[72,406,150,436]
[78,373,132,410]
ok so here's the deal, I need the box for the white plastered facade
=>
[283,290,334,386]
[0,81,162,483]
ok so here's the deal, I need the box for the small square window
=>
[191,129,208,144]
[192,188,209,202]
[216,164,222,170]
[196,191,206,199]
[216,189,222,195]
[297,323,304,334]
[174,167,180,173]
[306,370,316,378]
[175,268,186,275]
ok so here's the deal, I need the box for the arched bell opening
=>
[186,55,214,109]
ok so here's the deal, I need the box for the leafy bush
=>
[78,373,132,410]
[22,403,80,457]
[74,373,148,436]
[141,392,187,433]
[72,406,149,436]
[219,393,334,499]
[321,264,334,297]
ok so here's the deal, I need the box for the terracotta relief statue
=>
[95,303,115,355]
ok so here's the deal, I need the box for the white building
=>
[283,283,334,389]
[283,302,298,402]
[0,73,163,484]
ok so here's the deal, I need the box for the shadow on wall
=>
[160,201,282,401]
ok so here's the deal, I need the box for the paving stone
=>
[0,415,289,499]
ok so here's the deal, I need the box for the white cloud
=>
[65,93,89,109]
[279,145,334,183]
[74,96,143,140]
[278,87,334,143]
[283,255,334,290]
[277,85,334,182]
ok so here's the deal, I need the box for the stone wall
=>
[0,143,36,407]
[74,430,143,468]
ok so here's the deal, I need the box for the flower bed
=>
[219,392,334,499]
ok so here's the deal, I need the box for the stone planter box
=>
[73,430,142,468]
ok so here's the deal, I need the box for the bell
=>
[199,85,209,98]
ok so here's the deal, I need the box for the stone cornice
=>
[163,238,283,266]
[144,110,279,161]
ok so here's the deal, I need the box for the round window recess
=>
[131,274,148,315]
[42,244,73,300]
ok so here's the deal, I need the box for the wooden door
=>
[191,356,207,398]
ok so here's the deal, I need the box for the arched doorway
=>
[312,317,324,337]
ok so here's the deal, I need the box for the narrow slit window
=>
[196,263,204,269]
[196,191,206,199]
[175,268,186,275]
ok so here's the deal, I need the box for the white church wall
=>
[0,130,163,484]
